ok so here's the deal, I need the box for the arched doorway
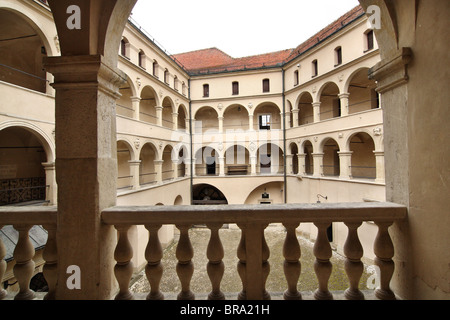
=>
[0,127,48,206]
[192,184,228,205]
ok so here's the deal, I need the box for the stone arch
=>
[253,102,282,130]
[223,104,249,131]
[194,106,219,133]
[140,85,158,124]
[192,183,228,205]
[117,74,136,117]
[345,67,379,114]
[317,81,341,120]
[139,142,158,186]
[296,91,314,125]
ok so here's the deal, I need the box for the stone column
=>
[312,152,324,177]
[44,54,123,299]
[154,160,163,183]
[338,151,353,179]
[338,93,350,117]
[218,156,225,177]
[292,109,299,127]
[218,116,224,133]
[374,151,385,183]
[286,155,293,175]
[185,118,190,134]
[284,112,291,129]
[312,102,321,123]
[298,153,306,175]
[250,155,257,175]
[128,160,141,190]
[172,112,178,131]
[130,96,141,120]
[155,106,163,127]
[42,162,56,205]
[172,160,179,179]
[248,114,254,131]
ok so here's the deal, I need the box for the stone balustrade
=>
[0,202,406,300]
[102,202,406,300]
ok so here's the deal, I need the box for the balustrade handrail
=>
[101,202,406,225]
[0,206,57,225]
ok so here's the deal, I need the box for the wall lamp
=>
[317,194,328,203]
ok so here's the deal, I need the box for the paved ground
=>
[130,225,375,299]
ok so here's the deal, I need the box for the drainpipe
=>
[188,78,193,205]
[282,69,287,204]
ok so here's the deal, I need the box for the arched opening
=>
[177,145,188,177]
[347,68,379,114]
[223,104,249,131]
[117,141,132,190]
[162,145,174,181]
[289,143,299,174]
[161,97,174,129]
[177,105,187,131]
[303,140,314,175]
[0,127,48,206]
[322,138,340,177]
[253,103,281,130]
[257,143,284,175]
[298,92,314,125]
[224,145,249,175]
[192,184,228,205]
[195,107,219,133]
[139,143,157,186]
[349,132,376,179]
[319,82,340,120]
[117,77,134,118]
[195,146,218,176]
[286,101,294,128]
[140,86,158,125]
[174,195,183,206]
[0,9,49,93]
[244,181,284,204]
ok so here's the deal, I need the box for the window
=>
[262,79,270,93]
[259,114,271,130]
[232,81,239,95]
[120,37,130,59]
[312,59,318,77]
[294,70,299,86]
[365,30,374,51]
[164,69,169,84]
[153,60,159,78]
[138,50,146,69]
[334,46,342,66]
[203,84,209,97]
[174,76,179,91]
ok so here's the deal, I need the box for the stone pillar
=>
[338,93,350,117]
[373,151,385,183]
[42,162,56,205]
[248,114,254,131]
[286,155,293,174]
[312,102,321,123]
[130,96,141,120]
[250,155,257,176]
[284,112,291,129]
[292,109,299,127]
[44,54,123,300]
[218,156,225,177]
[338,151,353,179]
[172,112,178,131]
[172,160,179,179]
[312,152,324,177]
[298,154,306,175]
[155,106,163,127]
[128,160,141,190]
[218,116,224,133]
[154,160,163,183]
[185,118,190,134]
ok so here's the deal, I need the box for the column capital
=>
[338,92,350,99]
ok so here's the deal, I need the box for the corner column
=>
[44,55,124,300]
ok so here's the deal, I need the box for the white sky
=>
[130,0,361,58]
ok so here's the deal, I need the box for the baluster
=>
[261,225,271,300]
[283,222,302,300]
[236,224,247,300]
[206,223,225,300]
[0,225,7,300]
[374,221,396,300]
[176,224,195,300]
[13,225,35,300]
[344,222,364,300]
[113,225,134,300]
[313,222,333,300]
[42,224,57,300]
[145,224,164,300]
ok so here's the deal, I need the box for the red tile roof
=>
[172,5,365,74]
